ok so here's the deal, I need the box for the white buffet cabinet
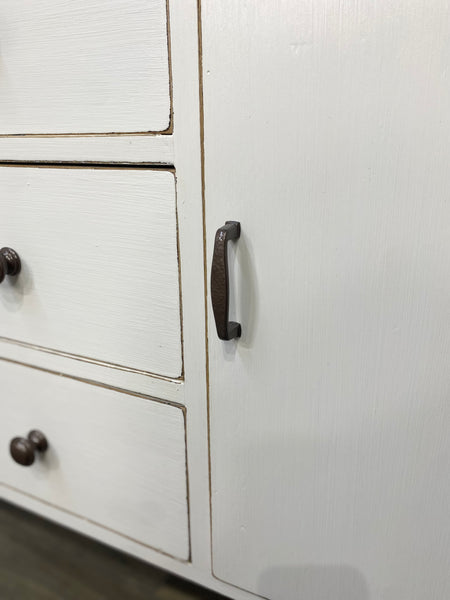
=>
[1,2,449,600]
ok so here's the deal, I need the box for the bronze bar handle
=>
[10,430,48,466]
[211,221,241,340]
[0,247,21,283]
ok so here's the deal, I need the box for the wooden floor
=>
[0,500,229,600]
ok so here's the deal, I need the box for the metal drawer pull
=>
[211,221,241,340]
[10,430,48,466]
[0,247,21,283]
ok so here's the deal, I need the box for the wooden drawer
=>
[0,166,181,378]
[0,0,170,134]
[0,361,189,560]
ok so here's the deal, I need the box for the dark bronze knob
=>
[0,247,21,283]
[10,430,48,466]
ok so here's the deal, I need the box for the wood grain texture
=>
[202,1,450,599]
[0,347,184,405]
[0,166,182,378]
[0,135,174,165]
[0,0,170,134]
[0,361,189,560]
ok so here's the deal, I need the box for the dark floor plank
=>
[0,500,228,600]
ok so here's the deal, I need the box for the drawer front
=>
[0,0,170,134]
[0,167,181,378]
[0,361,189,559]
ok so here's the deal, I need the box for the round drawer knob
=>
[0,247,21,283]
[10,430,48,466]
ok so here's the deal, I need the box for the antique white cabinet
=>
[1,2,449,600]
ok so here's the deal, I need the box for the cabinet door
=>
[203,2,450,599]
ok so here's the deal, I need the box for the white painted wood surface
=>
[0,360,189,560]
[0,341,184,404]
[0,0,170,134]
[203,1,450,599]
[0,167,182,378]
[167,0,219,580]
[0,135,174,165]
[0,2,257,599]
